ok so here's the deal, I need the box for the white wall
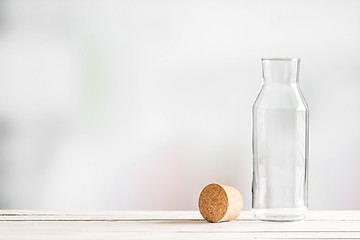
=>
[0,0,359,210]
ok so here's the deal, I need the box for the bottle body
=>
[252,59,308,221]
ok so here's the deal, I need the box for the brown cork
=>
[198,183,243,223]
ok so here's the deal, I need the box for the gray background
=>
[0,0,359,210]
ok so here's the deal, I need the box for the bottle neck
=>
[262,58,300,84]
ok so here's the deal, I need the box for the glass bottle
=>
[252,58,309,221]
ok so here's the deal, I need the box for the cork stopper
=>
[198,183,243,223]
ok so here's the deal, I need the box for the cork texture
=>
[198,183,243,223]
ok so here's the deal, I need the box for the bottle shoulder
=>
[253,84,308,110]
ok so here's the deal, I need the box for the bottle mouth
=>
[262,58,300,62]
[262,58,300,83]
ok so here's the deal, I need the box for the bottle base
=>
[252,208,306,222]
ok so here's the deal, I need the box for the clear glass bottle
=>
[252,58,309,221]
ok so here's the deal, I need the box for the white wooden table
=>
[0,210,359,239]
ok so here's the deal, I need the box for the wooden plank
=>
[0,219,359,232]
[0,211,359,221]
[0,211,204,221]
[1,231,360,240]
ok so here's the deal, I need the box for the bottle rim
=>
[262,58,300,61]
